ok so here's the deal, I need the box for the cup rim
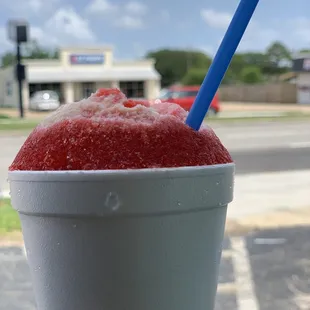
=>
[8,163,235,182]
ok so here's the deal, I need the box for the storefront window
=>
[82,82,96,98]
[119,81,144,98]
[6,81,12,96]
[82,82,95,98]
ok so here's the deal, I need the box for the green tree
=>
[228,44,291,81]
[146,49,211,87]
[232,53,267,75]
[263,41,291,76]
[240,66,263,84]
[221,52,268,84]
[266,41,291,67]
[1,39,58,68]
[239,52,267,67]
[1,52,15,67]
[23,39,58,59]
[182,68,208,85]
[228,54,246,78]
[221,68,238,85]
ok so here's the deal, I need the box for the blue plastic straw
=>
[186,0,260,130]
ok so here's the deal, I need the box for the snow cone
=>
[8,88,234,310]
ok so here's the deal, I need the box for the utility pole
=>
[16,41,24,118]
[7,20,29,118]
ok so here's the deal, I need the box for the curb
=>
[218,111,287,118]
[0,190,10,199]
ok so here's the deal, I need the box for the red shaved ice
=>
[9,88,232,171]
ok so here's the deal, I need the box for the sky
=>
[0,0,310,59]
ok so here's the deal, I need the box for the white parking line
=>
[294,293,310,309]
[289,142,310,149]
[287,273,310,309]
[22,244,27,258]
[226,130,297,139]
[231,237,259,310]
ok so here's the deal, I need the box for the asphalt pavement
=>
[232,147,310,174]
[1,227,310,310]
[246,227,310,310]
[0,247,35,309]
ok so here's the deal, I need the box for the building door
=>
[297,85,310,105]
[82,82,95,98]
[119,81,144,98]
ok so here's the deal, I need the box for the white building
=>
[292,53,310,105]
[0,46,161,109]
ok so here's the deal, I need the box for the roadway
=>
[211,120,310,174]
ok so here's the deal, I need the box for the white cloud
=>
[268,17,310,53]
[237,20,279,52]
[199,10,310,54]
[0,1,83,54]
[0,25,50,55]
[201,16,310,54]
[200,13,283,54]
[28,0,43,12]
[0,7,96,52]
[200,9,232,29]
[45,7,95,42]
[3,0,59,15]
[0,28,14,51]
[199,9,278,53]
[114,16,144,29]
[85,0,146,29]
[125,2,147,15]
[29,26,58,46]
[85,0,117,14]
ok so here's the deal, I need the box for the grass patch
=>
[0,119,39,131]
[0,112,309,132]
[0,199,21,235]
[0,114,11,119]
[207,113,310,123]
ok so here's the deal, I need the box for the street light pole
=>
[16,42,24,118]
[7,20,29,119]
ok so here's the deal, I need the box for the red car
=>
[154,86,220,115]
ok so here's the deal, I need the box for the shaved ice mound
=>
[10,88,232,171]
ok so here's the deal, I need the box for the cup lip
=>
[8,163,235,182]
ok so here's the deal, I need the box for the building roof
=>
[60,45,114,51]
[1,46,161,82]
[27,67,160,82]
[292,52,310,60]
[278,72,297,81]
